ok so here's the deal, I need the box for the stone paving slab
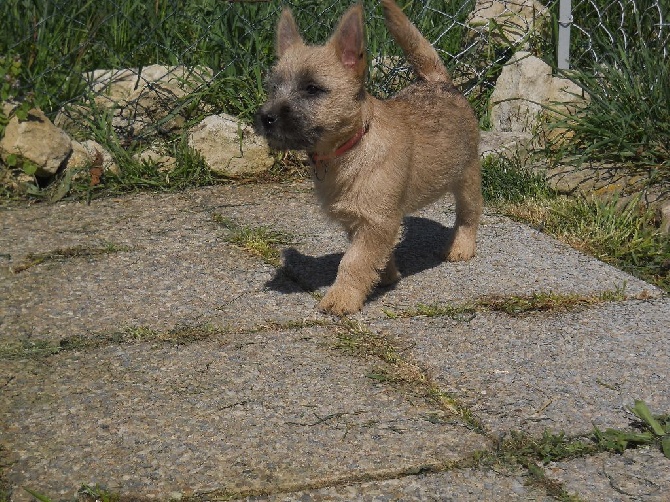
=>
[370,298,670,435]
[1,327,488,501]
[0,243,316,343]
[247,467,552,501]
[201,184,660,310]
[546,447,670,501]
[276,210,658,317]
[0,189,321,343]
[1,182,669,501]
[1,184,660,342]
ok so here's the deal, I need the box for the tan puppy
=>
[256,0,482,315]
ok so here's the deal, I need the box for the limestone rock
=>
[490,52,585,134]
[66,140,119,176]
[0,108,72,177]
[659,201,670,234]
[2,101,19,117]
[479,130,533,159]
[55,65,213,138]
[84,64,212,105]
[188,114,274,178]
[468,0,549,46]
[135,147,177,172]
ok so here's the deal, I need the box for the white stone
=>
[135,147,177,172]
[479,130,533,159]
[468,0,549,46]
[659,201,670,234]
[84,64,212,104]
[188,114,274,178]
[66,140,119,176]
[0,108,72,177]
[490,52,585,134]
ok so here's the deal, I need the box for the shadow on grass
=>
[266,216,454,294]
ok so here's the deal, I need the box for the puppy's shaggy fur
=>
[256,0,482,315]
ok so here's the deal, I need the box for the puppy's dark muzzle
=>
[254,102,287,137]
[254,102,322,151]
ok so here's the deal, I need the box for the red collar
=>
[309,125,368,166]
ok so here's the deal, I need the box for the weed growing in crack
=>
[335,320,485,433]
[477,401,670,500]
[384,287,629,320]
[212,213,294,267]
[0,339,61,360]
[383,303,476,321]
[595,400,670,458]
[9,242,132,273]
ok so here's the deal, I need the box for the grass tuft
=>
[484,155,670,293]
[9,242,132,273]
[335,320,485,432]
[212,213,295,267]
[482,155,555,204]
[384,287,628,320]
[548,47,669,175]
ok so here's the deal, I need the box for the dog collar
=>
[309,124,369,166]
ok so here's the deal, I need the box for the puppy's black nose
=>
[260,112,277,129]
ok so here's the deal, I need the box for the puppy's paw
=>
[379,266,401,287]
[318,287,366,316]
[445,238,476,262]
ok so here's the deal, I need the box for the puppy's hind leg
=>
[445,162,483,262]
[379,253,401,286]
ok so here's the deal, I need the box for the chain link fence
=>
[569,0,668,65]
[1,0,667,143]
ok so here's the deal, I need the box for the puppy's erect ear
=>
[276,8,304,57]
[330,4,366,76]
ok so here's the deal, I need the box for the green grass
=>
[0,0,495,202]
[483,155,670,293]
[0,0,475,119]
[547,44,670,176]
[212,213,295,267]
[9,242,132,273]
[482,155,556,204]
[2,0,665,192]
[545,0,669,182]
[384,287,628,320]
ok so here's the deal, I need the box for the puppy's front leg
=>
[319,220,400,315]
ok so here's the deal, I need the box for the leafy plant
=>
[78,483,120,502]
[594,400,670,458]
[548,44,670,174]
[0,54,34,137]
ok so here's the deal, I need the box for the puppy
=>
[256,0,482,315]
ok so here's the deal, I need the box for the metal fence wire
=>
[1,0,668,142]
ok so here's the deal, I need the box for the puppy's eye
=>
[304,84,326,96]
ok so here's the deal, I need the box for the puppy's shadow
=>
[266,216,452,293]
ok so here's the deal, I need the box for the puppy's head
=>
[255,5,368,153]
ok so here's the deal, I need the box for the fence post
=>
[557,0,572,69]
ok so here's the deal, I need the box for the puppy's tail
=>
[381,0,452,84]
